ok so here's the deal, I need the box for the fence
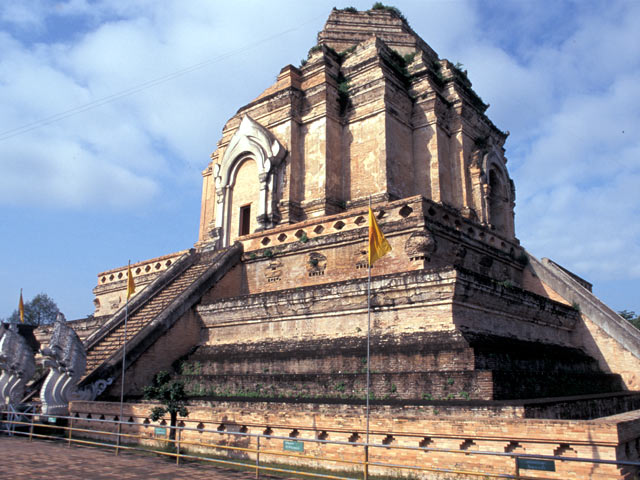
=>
[1,409,639,480]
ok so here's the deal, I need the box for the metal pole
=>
[1,407,9,435]
[255,434,261,479]
[117,260,131,455]
[28,412,34,442]
[365,196,372,480]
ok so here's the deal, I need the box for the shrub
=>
[371,3,408,24]
[143,371,189,442]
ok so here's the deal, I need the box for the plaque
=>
[517,458,555,471]
[283,440,304,452]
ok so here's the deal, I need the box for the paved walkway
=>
[1,435,289,480]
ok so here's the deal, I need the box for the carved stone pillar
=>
[257,172,270,231]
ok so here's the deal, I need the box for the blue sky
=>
[1,0,639,320]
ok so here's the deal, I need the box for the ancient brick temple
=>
[42,7,640,479]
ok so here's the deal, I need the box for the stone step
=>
[83,260,212,376]
[178,370,493,401]
[176,369,625,402]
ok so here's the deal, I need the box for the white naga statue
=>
[40,313,112,415]
[0,323,36,408]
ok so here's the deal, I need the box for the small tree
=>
[5,293,60,326]
[619,310,640,331]
[143,371,189,441]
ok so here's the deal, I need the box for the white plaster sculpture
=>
[40,314,112,415]
[0,324,36,408]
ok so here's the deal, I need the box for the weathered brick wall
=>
[102,308,203,398]
[523,255,640,391]
[191,262,618,402]
[521,264,571,305]
[197,10,515,246]
[70,400,640,479]
[179,370,494,403]
[92,250,188,317]
[575,314,640,390]
[318,9,439,58]
[185,334,476,376]
[200,267,576,352]
[205,197,524,303]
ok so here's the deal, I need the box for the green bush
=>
[143,371,189,441]
[371,3,408,23]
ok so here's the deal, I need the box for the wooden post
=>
[68,417,73,447]
[176,426,182,465]
[115,421,122,456]
[364,443,369,480]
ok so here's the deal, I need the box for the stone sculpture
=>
[0,323,36,408]
[40,313,112,415]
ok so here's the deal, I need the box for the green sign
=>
[48,417,57,423]
[517,458,555,472]
[154,427,167,437]
[283,440,304,452]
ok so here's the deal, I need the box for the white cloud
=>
[0,1,47,30]
[0,4,218,209]
[401,0,640,287]
[0,0,334,213]
[0,131,159,208]
[507,26,640,283]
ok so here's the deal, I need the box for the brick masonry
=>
[70,400,640,479]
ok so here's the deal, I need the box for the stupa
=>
[38,6,640,478]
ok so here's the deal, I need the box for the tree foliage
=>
[143,371,189,440]
[619,310,640,330]
[5,293,60,326]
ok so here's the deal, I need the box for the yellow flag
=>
[126,264,136,300]
[368,208,392,265]
[19,289,24,323]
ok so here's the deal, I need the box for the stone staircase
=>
[79,243,243,389]
[526,252,640,390]
[84,261,210,373]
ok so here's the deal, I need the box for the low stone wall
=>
[70,400,640,479]
[93,250,190,317]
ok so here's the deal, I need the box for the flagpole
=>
[365,196,372,480]
[117,260,131,454]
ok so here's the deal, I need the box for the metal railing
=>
[1,409,639,480]
[0,403,36,436]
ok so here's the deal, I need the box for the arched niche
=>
[209,115,286,248]
[488,168,508,232]
[227,157,260,240]
[474,148,515,239]
[486,153,515,237]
